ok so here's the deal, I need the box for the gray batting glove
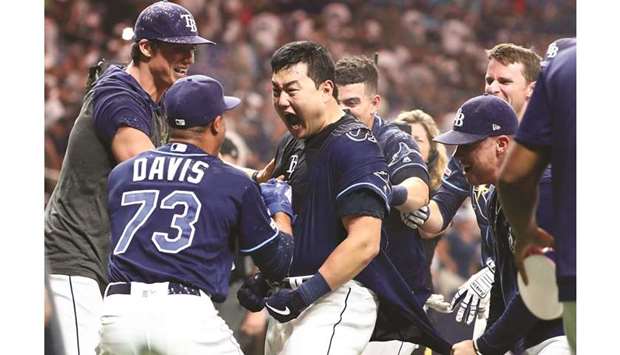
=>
[451,260,495,325]
[400,205,430,229]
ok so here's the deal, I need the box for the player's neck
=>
[126,62,165,103]
[318,100,346,131]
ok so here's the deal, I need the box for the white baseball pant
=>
[265,279,378,355]
[98,281,242,355]
[49,274,103,355]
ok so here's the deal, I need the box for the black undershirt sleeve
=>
[336,188,387,220]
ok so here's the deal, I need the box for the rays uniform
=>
[101,142,292,355]
[475,168,569,354]
[268,114,451,355]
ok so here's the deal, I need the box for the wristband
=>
[390,185,408,206]
[251,170,260,183]
[297,273,331,305]
[473,339,483,355]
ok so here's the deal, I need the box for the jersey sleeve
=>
[535,167,554,235]
[93,86,153,144]
[332,131,391,214]
[432,157,470,230]
[514,71,552,150]
[383,129,429,185]
[236,183,281,254]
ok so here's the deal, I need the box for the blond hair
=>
[394,109,448,191]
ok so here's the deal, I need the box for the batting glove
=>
[451,260,495,325]
[260,179,294,219]
[237,273,271,312]
[401,205,430,229]
[264,273,331,323]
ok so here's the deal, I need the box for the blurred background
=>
[44,0,575,351]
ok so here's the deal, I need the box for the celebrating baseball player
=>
[44,1,213,354]
[498,39,577,353]
[237,41,451,355]
[407,43,543,333]
[434,95,569,355]
[99,75,296,355]
[334,55,452,355]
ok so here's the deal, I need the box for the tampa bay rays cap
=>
[164,75,241,128]
[434,95,518,145]
[133,1,215,45]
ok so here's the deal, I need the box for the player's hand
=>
[451,261,495,325]
[451,340,477,355]
[424,294,452,313]
[514,226,554,285]
[264,288,308,323]
[264,272,331,323]
[237,273,271,312]
[400,205,430,229]
[260,179,294,219]
[255,159,276,184]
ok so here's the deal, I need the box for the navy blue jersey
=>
[107,143,280,302]
[372,115,432,303]
[283,114,451,353]
[515,44,576,301]
[477,168,563,354]
[433,157,496,265]
[93,65,166,144]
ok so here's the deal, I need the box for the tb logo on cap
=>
[181,14,197,32]
[453,108,465,127]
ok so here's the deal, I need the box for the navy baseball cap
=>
[164,75,241,128]
[434,95,518,145]
[133,1,215,45]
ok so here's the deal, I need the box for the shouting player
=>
[99,75,295,355]
[44,2,213,354]
[238,41,451,355]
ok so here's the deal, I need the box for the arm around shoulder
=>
[111,126,155,163]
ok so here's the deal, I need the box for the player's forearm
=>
[419,200,445,236]
[318,215,381,290]
[272,212,293,235]
[394,177,429,213]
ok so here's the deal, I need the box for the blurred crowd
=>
[44,0,575,321]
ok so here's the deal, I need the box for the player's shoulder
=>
[93,65,151,104]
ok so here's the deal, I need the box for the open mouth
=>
[174,67,188,76]
[284,113,303,131]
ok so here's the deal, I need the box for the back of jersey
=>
[106,143,254,302]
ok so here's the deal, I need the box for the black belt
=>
[105,282,206,297]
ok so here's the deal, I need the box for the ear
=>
[525,81,536,101]
[320,80,335,100]
[210,115,224,135]
[496,135,511,155]
[139,39,154,58]
[371,94,382,113]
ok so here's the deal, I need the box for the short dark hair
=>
[486,43,542,83]
[334,56,379,94]
[270,41,338,99]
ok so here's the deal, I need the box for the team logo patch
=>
[453,108,465,127]
[546,42,559,59]
[175,119,186,127]
[286,154,299,175]
[388,142,420,167]
[181,14,197,32]
[345,129,377,143]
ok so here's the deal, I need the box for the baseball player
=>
[237,41,451,355]
[498,39,577,352]
[44,2,213,354]
[334,55,452,355]
[406,44,544,334]
[100,75,296,355]
[434,95,569,355]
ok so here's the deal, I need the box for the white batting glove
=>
[451,260,495,325]
[424,294,452,313]
[401,205,430,229]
